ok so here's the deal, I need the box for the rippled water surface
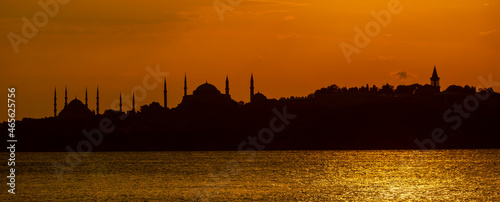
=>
[1,150,499,201]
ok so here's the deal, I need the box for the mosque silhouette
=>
[6,66,500,151]
[54,67,441,119]
[53,73,274,119]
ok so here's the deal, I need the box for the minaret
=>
[54,87,57,117]
[132,91,135,112]
[184,74,187,97]
[250,73,254,102]
[85,87,88,108]
[64,86,68,108]
[163,77,167,108]
[96,86,100,115]
[225,75,230,96]
[430,65,440,90]
[119,92,122,112]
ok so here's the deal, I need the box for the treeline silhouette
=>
[2,83,500,152]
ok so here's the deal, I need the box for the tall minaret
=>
[85,87,88,108]
[225,75,230,96]
[119,92,122,112]
[132,91,135,112]
[430,65,440,90]
[250,73,254,102]
[163,77,167,108]
[54,87,57,117]
[64,85,68,107]
[96,86,100,115]
[184,74,187,97]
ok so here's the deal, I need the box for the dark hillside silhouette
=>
[2,68,500,151]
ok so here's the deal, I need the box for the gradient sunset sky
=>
[1,0,499,119]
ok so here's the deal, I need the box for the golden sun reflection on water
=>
[1,150,499,201]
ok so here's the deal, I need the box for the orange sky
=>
[1,0,499,119]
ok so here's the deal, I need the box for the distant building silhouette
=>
[112,91,138,114]
[249,74,268,103]
[252,91,267,103]
[178,76,237,109]
[250,73,254,102]
[58,98,93,120]
[163,77,167,108]
[225,75,230,97]
[55,86,100,117]
[52,68,446,117]
[64,86,68,107]
[178,74,264,107]
[184,74,188,97]
[431,65,440,91]
[132,91,135,112]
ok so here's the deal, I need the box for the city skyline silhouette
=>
[48,66,450,119]
[2,1,500,201]
[4,65,500,152]
[2,0,499,120]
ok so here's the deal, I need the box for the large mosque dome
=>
[58,98,94,119]
[193,82,221,96]
[177,80,238,110]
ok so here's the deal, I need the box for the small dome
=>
[193,82,221,96]
[252,92,267,102]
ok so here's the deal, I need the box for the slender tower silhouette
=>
[163,77,167,108]
[96,86,100,115]
[119,92,123,113]
[64,86,68,108]
[225,75,230,96]
[430,65,440,91]
[85,87,88,108]
[132,91,135,112]
[250,73,254,102]
[184,74,187,97]
[54,87,57,117]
